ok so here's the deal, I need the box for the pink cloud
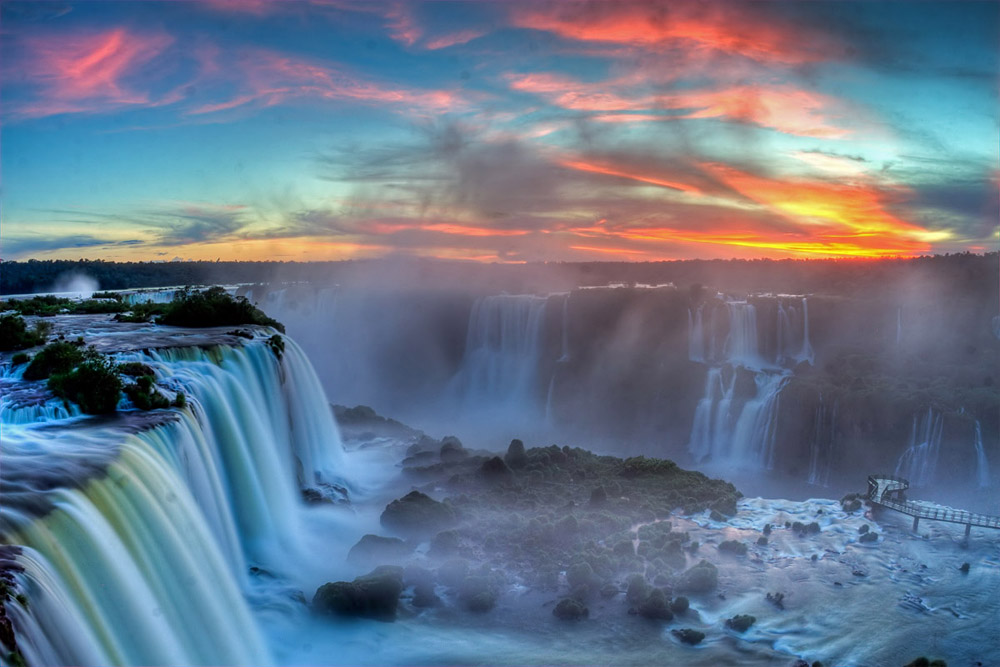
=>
[425,29,487,50]
[188,49,462,115]
[10,28,175,119]
[511,1,845,65]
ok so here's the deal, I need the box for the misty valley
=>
[0,255,997,667]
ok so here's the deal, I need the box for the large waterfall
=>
[974,420,991,488]
[1,334,348,666]
[453,294,548,414]
[894,409,944,487]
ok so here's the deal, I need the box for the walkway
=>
[866,474,1000,536]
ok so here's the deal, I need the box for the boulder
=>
[637,589,673,620]
[312,566,404,621]
[504,439,528,469]
[553,598,589,620]
[347,535,413,564]
[380,491,455,538]
[725,614,756,632]
[440,437,468,463]
[675,560,718,593]
[672,628,705,645]
[478,456,513,483]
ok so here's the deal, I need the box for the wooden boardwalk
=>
[867,474,1000,536]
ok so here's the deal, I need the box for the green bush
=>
[124,375,171,410]
[0,314,47,351]
[49,357,123,414]
[11,352,29,366]
[158,287,284,332]
[23,342,86,380]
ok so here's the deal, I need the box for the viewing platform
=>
[867,474,1000,537]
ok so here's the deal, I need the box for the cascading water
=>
[894,409,944,487]
[973,420,990,488]
[454,294,548,413]
[798,297,814,365]
[1,334,348,666]
[724,301,762,369]
[687,366,788,469]
[688,304,705,362]
[807,397,836,486]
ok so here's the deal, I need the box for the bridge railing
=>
[868,476,1000,529]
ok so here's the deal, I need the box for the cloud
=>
[507,71,851,138]
[1,234,144,258]
[187,47,462,116]
[510,0,846,65]
[6,27,176,119]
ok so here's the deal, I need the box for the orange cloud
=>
[425,30,487,50]
[11,28,175,119]
[189,49,461,115]
[558,158,702,195]
[508,71,848,138]
[511,2,843,65]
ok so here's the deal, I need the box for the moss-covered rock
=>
[347,535,413,564]
[553,597,589,620]
[478,456,514,483]
[672,628,705,645]
[637,588,674,620]
[675,560,718,593]
[312,566,404,621]
[725,614,756,632]
[380,491,456,538]
[504,439,528,469]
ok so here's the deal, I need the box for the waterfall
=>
[894,409,944,487]
[775,301,793,365]
[807,397,836,486]
[1,335,348,665]
[688,304,705,362]
[974,420,990,488]
[558,293,570,363]
[797,297,814,365]
[687,366,789,469]
[122,289,178,305]
[724,301,761,368]
[454,294,548,412]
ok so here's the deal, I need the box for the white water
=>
[453,294,548,414]
[688,366,789,469]
[798,297,814,365]
[895,408,944,487]
[807,397,836,486]
[724,301,763,369]
[2,335,349,665]
[688,304,705,362]
[973,420,990,488]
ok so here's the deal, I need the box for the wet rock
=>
[313,566,404,621]
[669,596,689,614]
[440,437,468,463]
[725,614,756,632]
[380,491,455,538]
[959,562,970,573]
[672,628,705,645]
[458,575,498,612]
[347,535,413,564]
[675,560,718,594]
[904,658,948,667]
[766,592,785,609]
[428,530,461,558]
[637,589,674,620]
[504,439,528,469]
[478,456,514,483]
[626,574,648,605]
[858,524,869,534]
[718,540,747,556]
[412,583,441,608]
[589,486,608,507]
[553,598,589,620]
[859,531,878,543]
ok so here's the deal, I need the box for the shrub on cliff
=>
[158,287,285,332]
[49,357,122,414]
[23,342,86,380]
[0,315,48,352]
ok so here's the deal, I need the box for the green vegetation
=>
[0,295,130,317]
[123,375,170,410]
[158,287,284,332]
[267,334,285,359]
[0,314,49,351]
[23,342,87,380]
[48,357,123,414]
[11,353,29,366]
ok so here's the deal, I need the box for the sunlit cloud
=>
[188,48,462,116]
[510,1,845,65]
[7,27,175,119]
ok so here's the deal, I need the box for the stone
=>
[553,597,589,620]
[347,535,413,564]
[675,560,718,593]
[380,491,455,538]
[312,566,404,621]
[504,439,528,469]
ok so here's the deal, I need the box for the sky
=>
[1,0,998,263]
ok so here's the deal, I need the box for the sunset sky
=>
[2,0,997,262]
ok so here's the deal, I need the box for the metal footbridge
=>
[867,474,1000,536]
